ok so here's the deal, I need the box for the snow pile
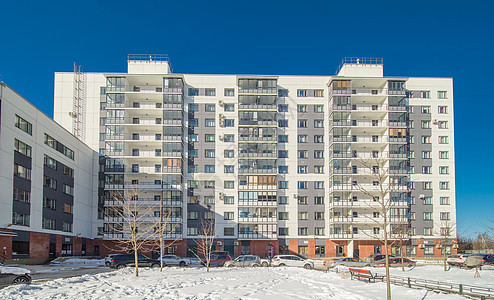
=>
[0,266,467,299]
[0,266,30,275]
[50,258,104,266]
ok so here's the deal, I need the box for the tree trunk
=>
[133,215,139,277]
[401,240,405,272]
[383,214,391,300]
[443,236,448,271]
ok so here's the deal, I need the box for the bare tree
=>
[188,219,216,272]
[104,185,159,277]
[355,155,405,300]
[153,202,183,272]
[390,223,410,272]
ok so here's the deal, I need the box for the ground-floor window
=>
[12,241,29,257]
[336,245,344,256]
[298,246,308,256]
[315,246,325,257]
[279,246,289,254]
[62,244,72,256]
[374,246,382,254]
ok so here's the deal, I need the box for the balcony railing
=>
[238,104,277,110]
[238,152,277,158]
[238,200,277,206]
[238,168,277,174]
[238,216,277,223]
[238,88,277,94]
[238,232,277,239]
[238,136,277,142]
[238,185,277,191]
[238,120,277,126]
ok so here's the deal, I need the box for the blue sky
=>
[0,0,492,237]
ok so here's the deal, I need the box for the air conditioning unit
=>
[217,241,223,246]
[432,119,438,125]
[436,244,443,249]
[219,100,224,106]
[452,244,459,249]
[219,114,224,127]
[219,194,224,200]
[234,241,239,246]
[219,135,224,141]
[293,194,297,199]
[418,244,425,249]
[419,194,425,199]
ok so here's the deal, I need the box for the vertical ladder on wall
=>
[72,63,86,141]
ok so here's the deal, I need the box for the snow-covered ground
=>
[50,258,104,266]
[1,266,484,300]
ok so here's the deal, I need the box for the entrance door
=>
[267,245,274,258]
[353,249,360,259]
[336,245,344,257]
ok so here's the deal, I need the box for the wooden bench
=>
[348,268,384,283]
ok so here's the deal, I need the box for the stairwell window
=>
[297,89,308,97]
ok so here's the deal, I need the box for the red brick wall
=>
[29,232,50,259]
[288,239,298,255]
[55,235,62,257]
[234,242,241,257]
[0,234,13,259]
[308,239,316,257]
[175,240,187,257]
[249,240,278,258]
[416,239,424,257]
[73,237,83,256]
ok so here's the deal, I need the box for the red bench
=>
[348,268,384,283]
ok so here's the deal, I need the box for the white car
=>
[447,254,469,266]
[160,254,191,266]
[272,255,314,269]
[104,254,119,267]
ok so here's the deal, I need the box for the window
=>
[14,164,31,180]
[439,151,449,159]
[438,121,448,129]
[440,181,450,190]
[224,104,235,111]
[298,212,308,220]
[297,166,308,174]
[423,212,433,220]
[278,212,289,220]
[278,104,288,112]
[15,115,32,135]
[14,139,32,157]
[438,106,448,114]
[205,88,216,96]
[314,150,324,158]
[314,181,324,189]
[314,196,324,205]
[12,212,29,226]
[297,89,308,97]
[315,228,325,236]
[205,165,215,173]
[205,119,215,127]
[224,227,235,236]
[278,150,288,158]
[297,105,307,112]
[421,106,431,114]
[373,228,380,234]
[440,197,450,205]
[189,119,198,127]
[422,151,431,159]
[44,155,57,169]
[278,166,288,173]
[43,218,56,230]
[224,134,235,142]
[279,228,289,235]
[421,136,431,144]
[422,197,432,205]
[188,103,199,111]
[278,135,288,143]
[314,89,324,97]
[63,166,74,178]
[13,188,30,203]
[278,181,288,189]
[205,104,216,112]
[278,89,288,97]
[188,150,198,158]
[373,212,380,218]
[187,196,198,204]
[298,135,307,143]
[224,88,235,96]
[439,166,449,174]
[204,181,215,189]
[224,181,234,189]
[63,203,73,214]
[224,196,234,204]
[204,196,215,204]
[204,211,214,220]
[422,166,431,174]
[224,165,235,173]
[423,182,432,190]
[297,119,307,128]
[224,150,234,158]
[224,119,235,127]
[314,105,324,113]
[409,212,416,220]
[43,197,56,209]
[314,120,324,128]
[314,212,325,220]
[205,149,215,158]
[421,121,431,129]
[424,228,433,236]
[298,181,307,189]
[298,150,308,159]
[298,196,308,205]
[63,184,74,196]
[314,135,323,143]
[44,134,57,149]
[278,196,288,204]
[278,119,289,127]
[188,227,198,235]
[440,212,450,220]
[438,91,447,99]
[224,212,234,220]
[439,136,449,144]
[188,88,199,96]
[205,134,215,142]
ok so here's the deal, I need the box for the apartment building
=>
[53,55,456,258]
[0,82,99,260]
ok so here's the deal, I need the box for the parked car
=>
[324,257,372,268]
[188,257,203,266]
[159,254,191,267]
[366,254,396,263]
[481,254,494,265]
[271,255,314,269]
[260,258,271,267]
[463,255,485,269]
[224,255,261,267]
[109,254,161,269]
[0,264,32,288]
[203,254,232,266]
[373,258,416,267]
[447,254,469,266]
[104,254,119,267]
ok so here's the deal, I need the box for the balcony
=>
[389,137,408,143]
[352,120,387,127]
[388,105,407,112]
[329,216,353,223]
[238,152,277,158]
[238,232,277,240]
[238,185,277,191]
[238,200,277,206]
[332,104,352,111]
[238,88,277,95]
[351,104,387,111]
[238,120,277,126]
[332,152,353,158]
[238,104,277,110]
[331,136,352,143]
[238,216,277,223]
[125,85,164,93]
[332,120,352,127]
[329,233,353,239]
[106,134,161,141]
[389,121,407,127]
[238,136,277,142]
[239,168,277,174]
[351,88,387,96]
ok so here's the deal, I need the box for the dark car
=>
[203,254,232,266]
[480,254,494,265]
[109,254,161,269]
[0,265,32,288]
[367,254,396,262]
[374,258,416,267]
